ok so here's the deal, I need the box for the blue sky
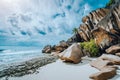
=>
[0,0,109,46]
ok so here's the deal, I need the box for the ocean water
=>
[0,34,71,68]
[0,46,43,65]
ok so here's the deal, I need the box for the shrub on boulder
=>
[80,39,99,57]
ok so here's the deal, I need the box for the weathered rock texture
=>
[115,53,120,56]
[59,43,82,64]
[99,54,120,65]
[79,8,110,41]
[106,44,120,54]
[90,67,116,80]
[90,54,120,80]
[92,27,118,49]
[90,59,113,71]
[0,55,58,78]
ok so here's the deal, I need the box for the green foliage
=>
[80,39,99,57]
[72,27,78,34]
[106,0,114,7]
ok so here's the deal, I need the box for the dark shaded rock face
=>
[67,34,82,45]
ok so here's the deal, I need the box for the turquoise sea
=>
[0,46,42,65]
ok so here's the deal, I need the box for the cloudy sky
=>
[0,0,109,46]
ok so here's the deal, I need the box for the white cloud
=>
[0,0,109,46]
[83,3,91,16]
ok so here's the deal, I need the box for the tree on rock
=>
[72,27,82,42]
[72,28,78,34]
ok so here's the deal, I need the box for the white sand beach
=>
[3,59,120,80]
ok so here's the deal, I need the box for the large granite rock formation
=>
[79,8,110,41]
[59,43,83,64]
[67,0,120,49]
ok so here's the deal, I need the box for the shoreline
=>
[2,58,94,80]
[1,55,120,80]
[0,54,58,79]
[5,58,120,80]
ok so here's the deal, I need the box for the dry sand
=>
[1,58,120,80]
